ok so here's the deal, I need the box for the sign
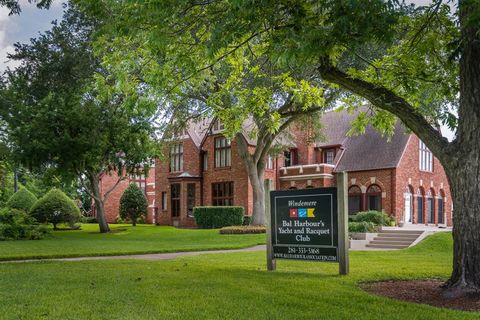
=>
[270,187,338,262]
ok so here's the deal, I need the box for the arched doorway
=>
[426,189,435,224]
[416,188,424,224]
[438,190,445,225]
[404,186,413,223]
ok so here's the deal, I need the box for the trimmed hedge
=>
[350,211,393,226]
[30,189,81,229]
[242,216,252,226]
[348,221,377,233]
[0,208,50,241]
[194,206,244,228]
[219,225,266,234]
[6,188,38,212]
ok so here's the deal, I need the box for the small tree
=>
[6,188,38,212]
[30,189,81,229]
[119,184,147,226]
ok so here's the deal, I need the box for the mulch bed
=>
[361,279,480,312]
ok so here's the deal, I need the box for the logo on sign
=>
[289,208,316,218]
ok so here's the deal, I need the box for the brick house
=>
[94,168,156,224]
[96,109,452,227]
[153,109,452,227]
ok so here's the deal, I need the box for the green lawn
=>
[0,224,265,260]
[0,232,477,319]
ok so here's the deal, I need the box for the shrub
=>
[119,184,148,226]
[348,221,377,233]
[242,216,252,226]
[220,225,266,234]
[351,211,393,226]
[30,189,81,229]
[0,208,50,240]
[6,188,38,212]
[81,216,98,224]
[194,206,244,228]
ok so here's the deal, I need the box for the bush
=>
[0,208,50,241]
[6,188,38,212]
[30,189,81,229]
[119,184,148,226]
[220,225,266,234]
[348,221,377,233]
[242,216,252,226]
[81,216,98,224]
[351,211,393,226]
[194,206,244,228]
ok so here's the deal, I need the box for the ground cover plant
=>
[0,224,265,260]
[0,232,477,319]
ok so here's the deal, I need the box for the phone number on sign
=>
[287,247,321,254]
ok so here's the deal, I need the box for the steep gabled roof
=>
[316,109,411,172]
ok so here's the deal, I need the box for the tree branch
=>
[317,57,452,161]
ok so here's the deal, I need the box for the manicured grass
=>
[0,232,477,319]
[0,224,265,260]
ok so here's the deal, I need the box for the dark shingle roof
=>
[317,110,411,172]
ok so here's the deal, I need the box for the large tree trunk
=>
[249,169,266,225]
[443,0,480,295]
[89,173,110,233]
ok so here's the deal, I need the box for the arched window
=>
[348,185,362,215]
[417,188,424,224]
[404,186,413,223]
[427,189,435,224]
[366,185,382,211]
[438,190,445,224]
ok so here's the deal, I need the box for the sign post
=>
[265,179,276,271]
[267,172,349,274]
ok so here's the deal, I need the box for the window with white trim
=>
[214,137,231,168]
[266,155,274,169]
[419,140,433,172]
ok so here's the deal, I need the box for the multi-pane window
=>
[212,120,224,132]
[203,152,208,171]
[171,184,181,217]
[266,155,274,169]
[187,183,196,217]
[161,192,167,210]
[348,185,362,215]
[367,185,382,211]
[170,143,183,172]
[212,182,234,206]
[214,137,231,168]
[283,149,297,167]
[129,174,146,194]
[323,149,335,164]
[419,141,433,172]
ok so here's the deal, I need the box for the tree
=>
[6,188,38,212]
[77,1,338,226]
[0,5,158,233]
[0,0,53,15]
[119,183,147,226]
[80,0,480,294]
[30,188,81,229]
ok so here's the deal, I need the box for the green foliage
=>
[6,188,38,212]
[119,184,148,226]
[242,216,252,226]
[351,211,393,226]
[0,208,50,241]
[348,221,376,233]
[194,206,245,228]
[30,189,81,229]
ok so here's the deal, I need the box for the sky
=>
[0,0,456,141]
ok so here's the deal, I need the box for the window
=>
[323,149,335,164]
[419,141,433,172]
[438,194,445,224]
[203,152,208,171]
[348,185,362,215]
[214,137,231,168]
[212,182,234,206]
[171,184,181,217]
[161,192,167,210]
[130,174,146,194]
[170,143,183,172]
[266,155,274,169]
[187,184,196,217]
[366,185,382,211]
[417,189,424,223]
[212,119,224,132]
[284,149,297,167]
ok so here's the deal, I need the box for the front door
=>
[404,193,412,223]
